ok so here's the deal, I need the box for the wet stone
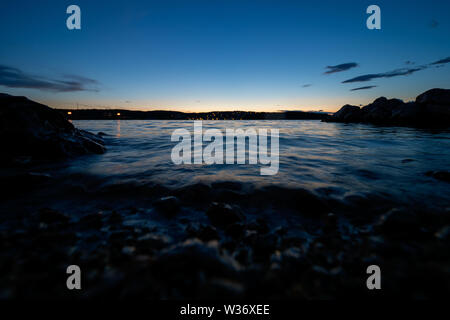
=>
[38,208,69,224]
[206,202,244,228]
[154,196,180,217]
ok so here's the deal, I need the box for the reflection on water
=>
[116,120,121,137]
[70,120,450,208]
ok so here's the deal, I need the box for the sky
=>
[0,0,449,112]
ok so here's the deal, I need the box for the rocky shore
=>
[0,93,105,166]
[324,88,450,127]
[0,177,449,299]
[0,92,449,299]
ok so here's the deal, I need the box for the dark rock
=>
[390,102,421,123]
[251,234,279,263]
[79,213,103,229]
[425,171,450,183]
[186,224,219,241]
[330,104,361,122]
[0,93,105,164]
[321,212,338,233]
[174,183,212,203]
[415,88,450,126]
[137,233,171,250]
[38,208,69,224]
[153,196,180,217]
[324,88,450,127]
[108,211,123,224]
[206,202,244,228]
[205,278,245,297]
[416,88,450,106]
[251,186,328,216]
[435,225,450,241]
[0,172,53,197]
[211,181,243,191]
[247,218,270,234]
[225,223,245,239]
[155,239,240,276]
[375,208,421,237]
[361,97,404,123]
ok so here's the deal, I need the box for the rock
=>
[331,104,361,122]
[206,202,244,228]
[155,239,240,276]
[108,211,123,224]
[186,224,219,241]
[206,278,245,297]
[79,213,103,229]
[415,88,450,126]
[38,208,69,224]
[435,225,450,241]
[324,88,450,127]
[0,93,105,164]
[375,208,421,237]
[137,233,171,250]
[121,246,136,255]
[425,171,450,183]
[211,181,243,191]
[251,186,328,216]
[153,196,180,217]
[361,97,404,123]
[390,102,421,123]
[416,88,450,106]
[321,212,338,233]
[225,223,245,239]
[0,172,53,197]
[247,218,270,234]
[174,183,212,203]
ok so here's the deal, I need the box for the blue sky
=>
[0,0,449,111]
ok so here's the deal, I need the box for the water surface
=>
[67,120,450,209]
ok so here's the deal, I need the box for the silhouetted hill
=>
[55,108,329,120]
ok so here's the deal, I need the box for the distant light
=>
[116,112,121,116]
[67,111,72,115]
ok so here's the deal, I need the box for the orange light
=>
[67,111,72,115]
[116,112,121,116]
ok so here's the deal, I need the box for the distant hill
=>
[55,108,329,120]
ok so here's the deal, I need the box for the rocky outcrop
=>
[0,93,105,164]
[325,88,450,127]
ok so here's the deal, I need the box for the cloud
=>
[430,56,450,65]
[0,65,99,92]
[301,84,312,88]
[324,63,358,74]
[350,85,377,91]
[405,61,415,65]
[342,67,425,83]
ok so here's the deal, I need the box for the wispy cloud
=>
[342,67,425,83]
[430,56,450,65]
[301,84,312,88]
[350,85,377,91]
[0,65,99,92]
[324,63,358,74]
